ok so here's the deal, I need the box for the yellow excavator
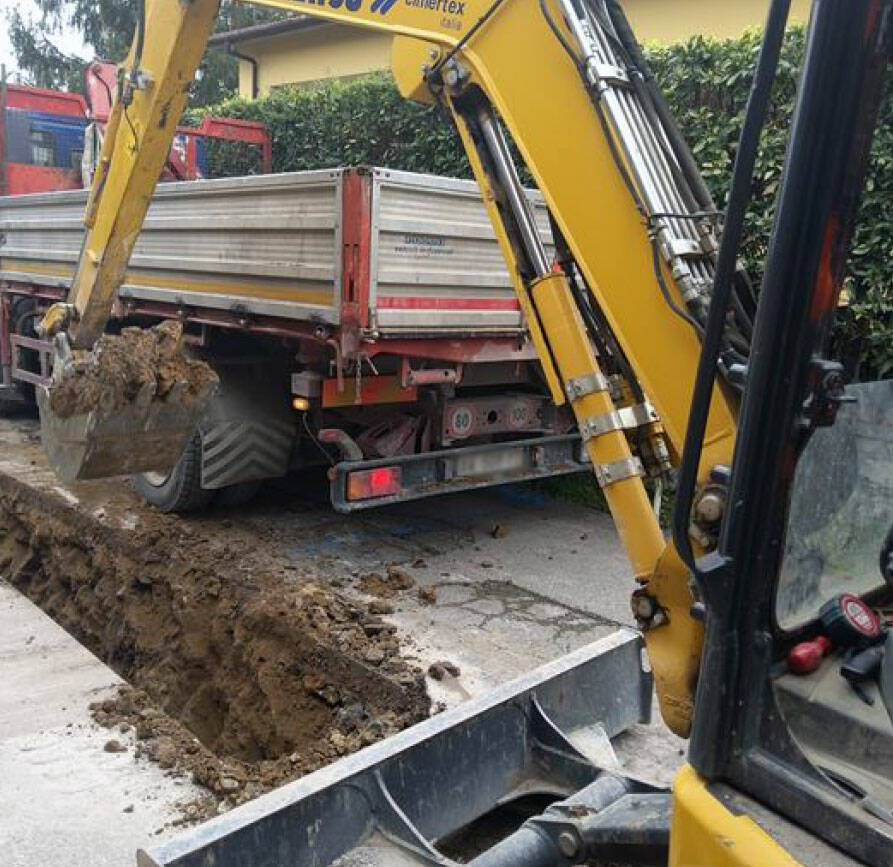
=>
[33,0,892,863]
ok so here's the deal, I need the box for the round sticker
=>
[449,406,474,438]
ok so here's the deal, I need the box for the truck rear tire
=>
[132,432,213,513]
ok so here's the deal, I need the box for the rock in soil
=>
[46,321,217,418]
[428,661,461,681]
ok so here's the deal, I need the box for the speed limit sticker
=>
[448,406,474,437]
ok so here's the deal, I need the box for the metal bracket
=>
[10,333,53,387]
[595,456,645,488]
[618,401,660,428]
[665,238,702,259]
[579,410,624,441]
[401,356,463,388]
[37,301,75,338]
[587,61,630,88]
[564,372,610,401]
[579,403,659,441]
[131,69,153,90]
[799,358,856,432]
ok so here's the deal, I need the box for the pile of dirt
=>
[0,482,428,820]
[47,321,217,418]
[91,683,410,818]
[358,566,415,598]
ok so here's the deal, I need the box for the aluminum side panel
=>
[369,168,553,333]
[0,171,343,324]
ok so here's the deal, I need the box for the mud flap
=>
[138,630,659,867]
[198,363,295,491]
[37,378,216,482]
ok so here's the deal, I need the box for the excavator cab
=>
[771,379,893,829]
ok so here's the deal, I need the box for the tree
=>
[6,0,285,105]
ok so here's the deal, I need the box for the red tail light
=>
[347,466,402,501]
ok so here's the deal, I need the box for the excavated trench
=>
[0,473,429,816]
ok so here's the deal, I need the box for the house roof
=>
[208,17,324,47]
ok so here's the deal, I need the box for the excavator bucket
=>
[37,322,217,483]
[139,631,663,867]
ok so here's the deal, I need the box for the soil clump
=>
[47,321,217,418]
[358,566,415,598]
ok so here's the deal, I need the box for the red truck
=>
[0,61,271,195]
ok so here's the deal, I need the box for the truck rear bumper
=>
[329,433,589,512]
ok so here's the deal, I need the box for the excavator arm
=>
[38,0,751,738]
[41,0,222,346]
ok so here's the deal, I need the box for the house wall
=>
[625,0,812,43]
[238,25,392,96]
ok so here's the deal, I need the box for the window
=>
[29,130,56,167]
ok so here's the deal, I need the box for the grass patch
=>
[533,472,678,534]
[531,473,608,511]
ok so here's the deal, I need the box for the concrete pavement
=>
[0,583,203,867]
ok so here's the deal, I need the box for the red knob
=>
[788,635,832,675]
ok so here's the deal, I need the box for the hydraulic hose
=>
[672,0,792,573]
[604,0,716,213]
[604,0,758,323]
[548,213,647,405]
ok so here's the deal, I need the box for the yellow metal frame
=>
[60,0,222,347]
[670,766,802,866]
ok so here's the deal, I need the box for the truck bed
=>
[0,166,552,336]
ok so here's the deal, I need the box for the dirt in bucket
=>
[46,321,218,418]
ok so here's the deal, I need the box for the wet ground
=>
[0,414,683,864]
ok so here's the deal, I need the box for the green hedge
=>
[187,27,891,379]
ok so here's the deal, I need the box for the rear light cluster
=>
[346,466,402,501]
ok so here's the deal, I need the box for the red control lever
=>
[788,635,832,675]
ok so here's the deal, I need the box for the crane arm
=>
[40,0,750,737]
